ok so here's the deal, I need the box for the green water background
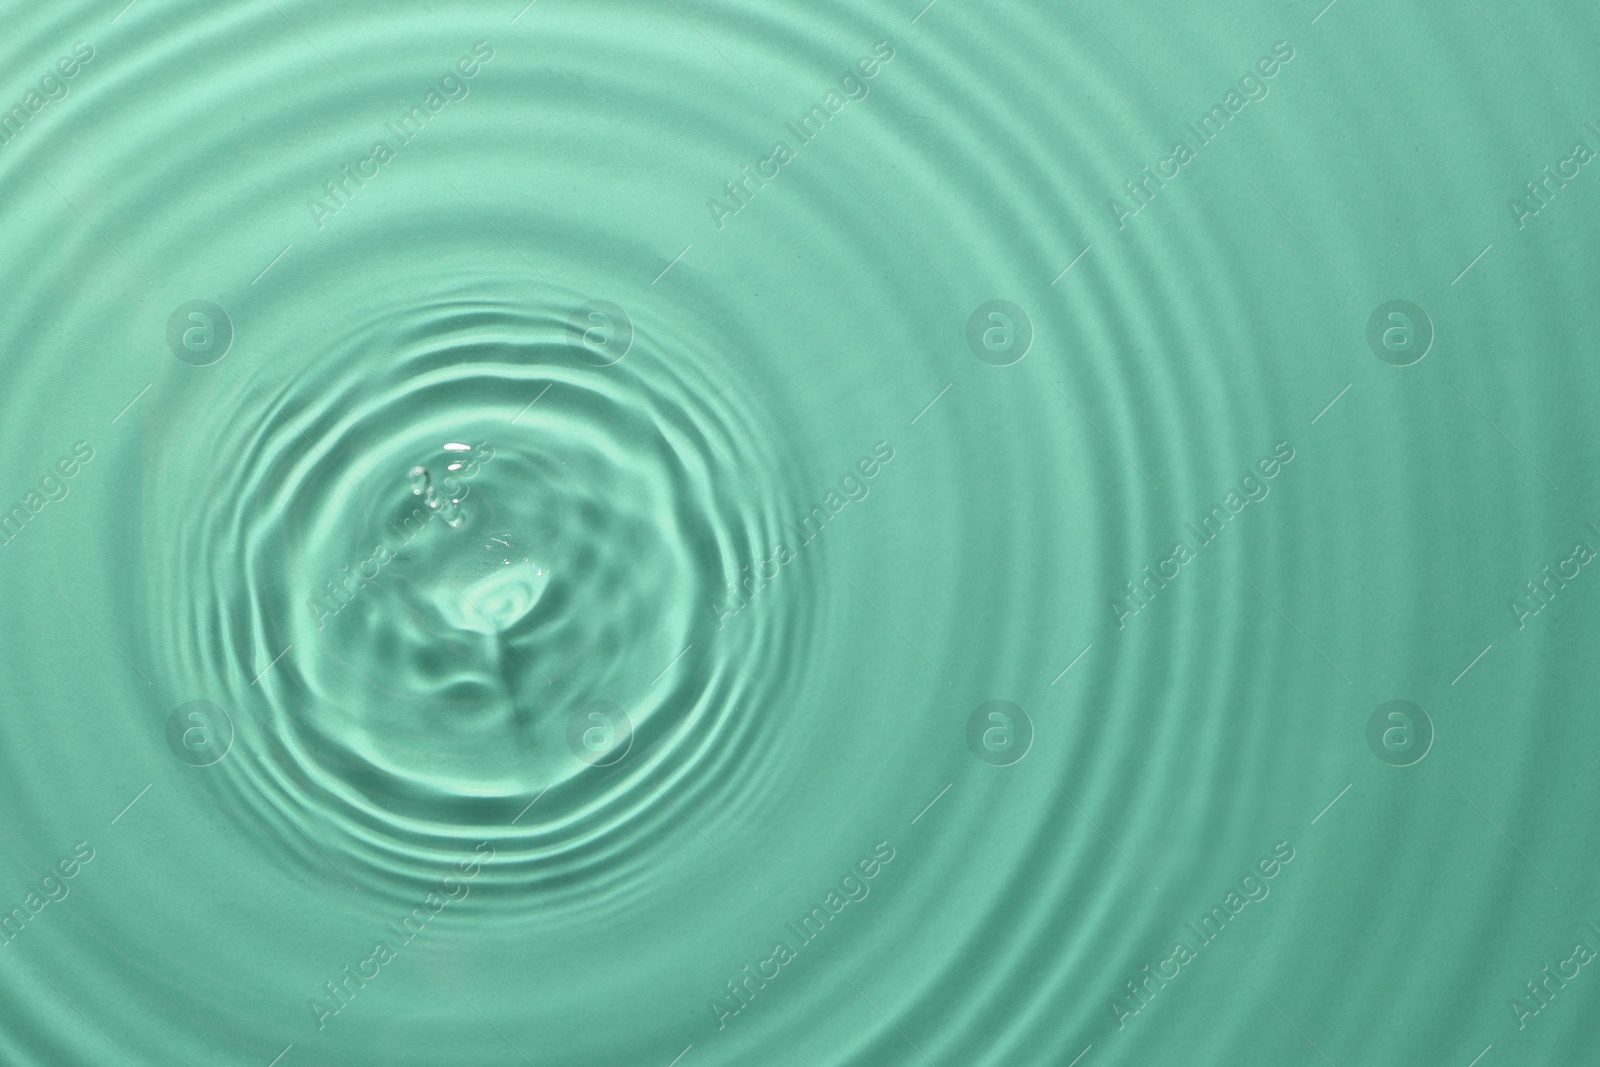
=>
[2,0,1599,1064]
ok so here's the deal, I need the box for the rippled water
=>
[4,1,1600,1064]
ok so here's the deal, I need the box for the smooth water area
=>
[2,1,1599,1064]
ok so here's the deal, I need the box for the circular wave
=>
[130,280,816,899]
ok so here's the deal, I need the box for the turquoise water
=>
[3,1,1600,1064]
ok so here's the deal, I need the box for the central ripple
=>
[146,293,809,884]
[300,389,722,795]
